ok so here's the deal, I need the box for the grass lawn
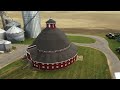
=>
[67,36,95,43]
[15,38,35,45]
[15,35,95,45]
[105,37,120,60]
[0,46,111,79]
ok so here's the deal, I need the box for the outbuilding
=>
[0,39,12,52]
[0,28,6,39]
[6,25,25,43]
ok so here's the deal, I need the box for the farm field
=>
[2,11,120,30]
[1,11,120,79]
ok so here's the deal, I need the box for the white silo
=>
[0,28,6,39]
[0,39,12,52]
[22,11,41,38]
[6,25,25,43]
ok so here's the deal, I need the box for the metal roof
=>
[32,28,70,51]
[46,18,56,23]
[6,25,24,34]
[28,43,77,63]
[27,27,77,63]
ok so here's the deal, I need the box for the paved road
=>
[67,34,120,79]
[0,44,28,69]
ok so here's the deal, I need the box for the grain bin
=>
[5,21,21,30]
[6,25,25,43]
[5,18,12,24]
[0,28,6,39]
[0,39,12,51]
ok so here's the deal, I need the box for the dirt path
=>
[0,44,28,69]
[67,34,120,79]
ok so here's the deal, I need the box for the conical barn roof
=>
[26,18,78,70]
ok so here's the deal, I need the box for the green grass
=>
[0,46,111,79]
[67,36,95,43]
[96,33,120,60]
[14,35,95,45]
[105,37,120,60]
[15,38,35,45]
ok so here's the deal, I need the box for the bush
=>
[12,46,16,50]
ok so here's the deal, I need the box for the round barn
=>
[26,18,78,70]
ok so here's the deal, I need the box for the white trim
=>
[52,66,54,69]
[48,24,51,28]
[31,54,78,70]
[68,59,70,62]
[32,53,77,64]
[56,66,59,68]
[33,64,36,66]
[27,45,36,49]
[61,65,63,67]
[26,51,32,61]
[41,63,44,65]
[38,44,71,53]
[47,66,49,69]
[65,64,67,66]
[56,63,59,65]
[36,64,38,67]
[42,66,45,68]
[71,60,73,63]
[51,63,54,65]
[27,53,77,65]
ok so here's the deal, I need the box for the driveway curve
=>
[67,34,120,79]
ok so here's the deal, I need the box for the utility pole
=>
[0,11,6,30]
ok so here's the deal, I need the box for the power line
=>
[23,11,39,29]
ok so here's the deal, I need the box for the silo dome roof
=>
[6,25,24,34]
[0,28,6,33]
[6,21,21,27]
[0,39,11,44]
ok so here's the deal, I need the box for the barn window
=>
[52,66,54,69]
[36,64,38,67]
[42,66,45,68]
[47,66,49,69]
[33,63,35,66]
[61,65,63,67]
[65,64,67,66]
[71,60,73,63]
[56,66,59,68]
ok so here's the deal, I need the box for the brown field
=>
[1,11,120,35]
